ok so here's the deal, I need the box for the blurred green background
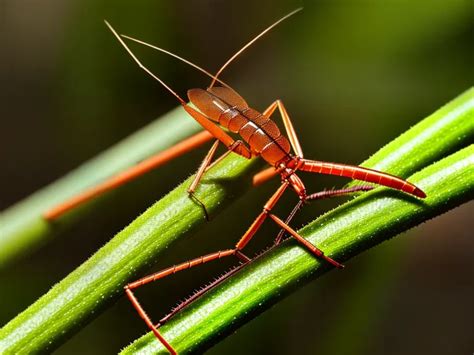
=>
[1,0,473,354]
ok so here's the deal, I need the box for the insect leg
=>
[263,99,303,158]
[188,139,254,200]
[43,130,213,221]
[182,105,252,159]
[125,183,297,348]
[180,104,256,220]
[235,181,290,251]
[268,213,344,268]
[154,185,298,328]
[274,185,375,245]
[252,166,281,186]
[187,140,220,220]
[124,249,241,355]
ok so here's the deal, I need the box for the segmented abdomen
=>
[219,106,291,165]
[187,87,291,166]
[300,159,426,198]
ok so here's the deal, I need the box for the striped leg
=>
[124,249,249,355]
[235,182,343,269]
[126,182,350,353]
[43,131,213,221]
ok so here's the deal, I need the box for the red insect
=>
[44,8,425,354]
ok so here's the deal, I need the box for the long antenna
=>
[104,20,186,105]
[209,7,303,88]
[120,34,232,89]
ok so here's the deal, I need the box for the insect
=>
[44,8,426,354]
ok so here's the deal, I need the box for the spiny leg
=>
[135,186,303,334]
[124,249,249,355]
[43,130,213,221]
[235,181,343,268]
[129,185,295,343]
[274,185,375,245]
[125,288,176,355]
[125,184,347,353]
[146,183,298,332]
[157,259,247,327]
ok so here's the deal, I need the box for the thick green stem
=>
[0,155,260,354]
[0,89,472,354]
[120,88,473,354]
[0,107,203,268]
[123,145,473,355]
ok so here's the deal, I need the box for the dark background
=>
[1,1,473,354]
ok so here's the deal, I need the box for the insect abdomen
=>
[220,107,291,165]
[188,87,291,165]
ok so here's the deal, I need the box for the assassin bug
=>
[44,8,425,354]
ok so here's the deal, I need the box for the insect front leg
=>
[182,105,253,219]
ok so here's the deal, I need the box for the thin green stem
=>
[0,107,203,268]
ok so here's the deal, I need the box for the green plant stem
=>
[1,89,472,269]
[0,153,260,354]
[120,88,473,353]
[348,87,473,179]
[123,144,473,355]
[0,107,203,268]
[0,89,472,354]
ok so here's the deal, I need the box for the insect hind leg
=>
[274,185,375,245]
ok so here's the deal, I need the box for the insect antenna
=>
[209,7,303,88]
[104,20,186,105]
[120,35,232,89]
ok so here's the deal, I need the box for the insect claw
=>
[188,191,210,221]
[324,255,344,269]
